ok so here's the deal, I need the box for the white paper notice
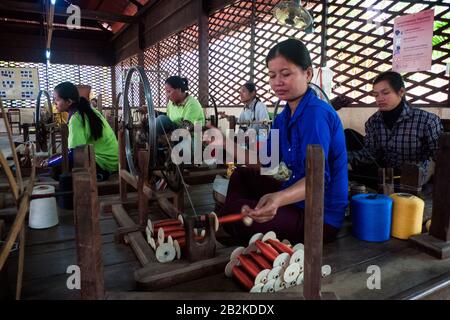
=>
[392,9,434,73]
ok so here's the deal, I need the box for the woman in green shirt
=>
[49,81,118,181]
[156,76,205,135]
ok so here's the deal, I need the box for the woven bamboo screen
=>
[115,0,449,109]
[0,60,113,109]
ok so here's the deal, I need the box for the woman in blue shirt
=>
[218,39,348,244]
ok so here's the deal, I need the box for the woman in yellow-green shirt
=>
[156,76,205,135]
[49,81,118,181]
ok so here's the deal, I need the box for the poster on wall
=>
[0,67,40,100]
[392,9,434,73]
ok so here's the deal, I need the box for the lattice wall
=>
[115,0,450,108]
[0,60,113,108]
[327,0,450,106]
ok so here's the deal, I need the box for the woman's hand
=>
[248,192,283,223]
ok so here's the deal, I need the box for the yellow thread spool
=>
[390,193,424,240]
[226,162,236,178]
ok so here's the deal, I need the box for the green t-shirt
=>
[166,95,205,127]
[68,108,119,172]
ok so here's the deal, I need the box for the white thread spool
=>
[29,185,58,229]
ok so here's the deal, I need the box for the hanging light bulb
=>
[272,0,314,31]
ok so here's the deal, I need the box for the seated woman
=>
[237,82,270,137]
[213,39,348,245]
[49,81,118,181]
[156,76,205,136]
[346,71,443,187]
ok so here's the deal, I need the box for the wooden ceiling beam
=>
[0,0,135,23]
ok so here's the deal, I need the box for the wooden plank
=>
[303,145,325,300]
[135,246,235,291]
[73,168,104,299]
[120,170,137,190]
[105,291,314,300]
[137,150,149,226]
[111,204,156,265]
[390,270,450,300]
[8,240,136,282]
[19,260,140,300]
[99,192,139,215]
[321,246,450,300]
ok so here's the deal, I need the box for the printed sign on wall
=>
[0,67,40,100]
[392,9,434,73]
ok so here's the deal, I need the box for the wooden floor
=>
[1,133,450,300]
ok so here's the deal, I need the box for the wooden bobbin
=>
[210,211,253,232]
[296,272,304,285]
[173,239,181,260]
[237,255,261,279]
[230,246,245,261]
[273,252,290,268]
[268,266,283,281]
[292,243,304,252]
[248,251,272,270]
[289,249,304,266]
[231,265,254,291]
[283,263,301,283]
[155,243,176,263]
[261,231,277,242]
[250,283,264,293]
[321,265,332,277]
[255,240,279,263]
[254,269,270,285]
[274,278,285,292]
[262,279,276,293]
[266,238,294,255]
[249,233,264,245]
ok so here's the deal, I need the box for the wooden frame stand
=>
[410,134,450,259]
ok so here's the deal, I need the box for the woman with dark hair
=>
[346,71,443,187]
[50,81,118,181]
[156,76,205,136]
[214,39,348,245]
[237,82,270,136]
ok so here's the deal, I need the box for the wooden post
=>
[229,115,236,131]
[137,149,149,226]
[22,123,29,143]
[173,187,184,212]
[410,134,450,259]
[51,127,57,155]
[400,163,422,196]
[198,0,209,108]
[118,128,128,202]
[60,124,69,174]
[303,145,324,300]
[378,168,394,195]
[73,145,104,299]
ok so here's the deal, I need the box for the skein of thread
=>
[390,193,424,240]
[29,185,59,229]
[351,193,393,242]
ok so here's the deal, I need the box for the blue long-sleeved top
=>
[265,88,348,229]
